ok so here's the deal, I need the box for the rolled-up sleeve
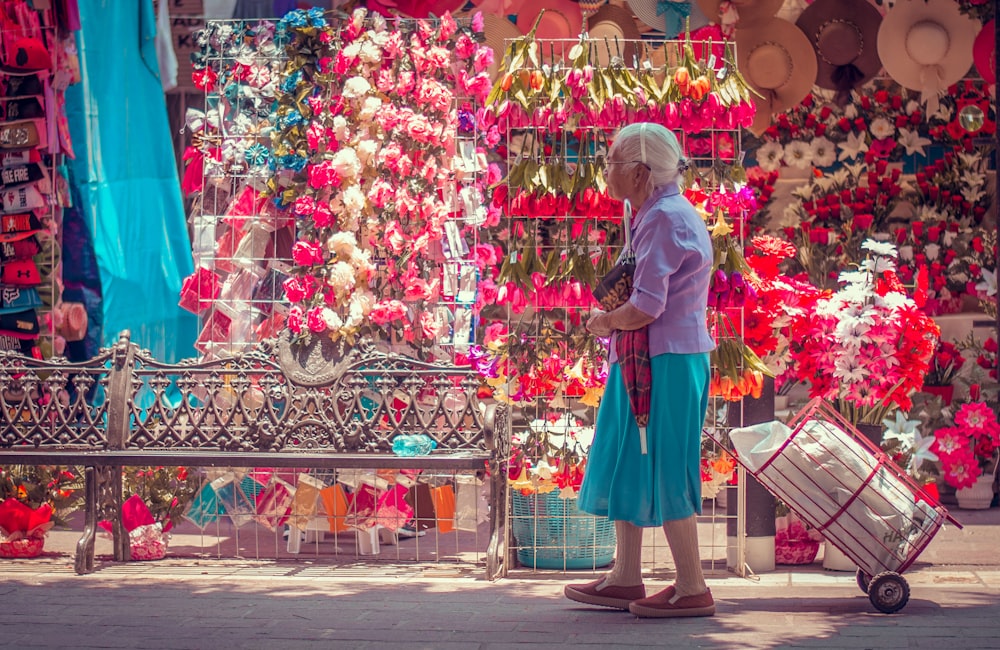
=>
[628,218,685,318]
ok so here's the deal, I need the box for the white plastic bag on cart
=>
[730,419,940,574]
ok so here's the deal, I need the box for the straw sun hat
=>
[876,0,979,114]
[796,0,883,105]
[735,17,818,136]
[586,4,642,66]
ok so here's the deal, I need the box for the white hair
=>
[609,122,688,193]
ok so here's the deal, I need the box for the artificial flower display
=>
[787,240,939,425]
[931,401,1000,489]
[268,8,494,354]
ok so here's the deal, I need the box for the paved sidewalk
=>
[2,509,998,649]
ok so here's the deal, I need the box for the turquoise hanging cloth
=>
[65,0,196,362]
[657,0,691,39]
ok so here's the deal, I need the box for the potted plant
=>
[921,340,965,405]
[931,401,1000,509]
[0,465,84,558]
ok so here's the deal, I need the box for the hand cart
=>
[714,399,962,614]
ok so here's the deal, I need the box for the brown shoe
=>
[629,585,715,618]
[564,578,646,610]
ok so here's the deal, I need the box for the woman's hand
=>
[586,308,613,337]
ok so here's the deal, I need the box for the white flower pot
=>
[821,540,856,572]
[956,475,995,510]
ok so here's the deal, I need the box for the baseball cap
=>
[0,212,42,242]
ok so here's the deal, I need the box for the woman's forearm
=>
[603,302,655,332]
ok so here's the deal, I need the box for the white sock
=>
[662,515,708,597]
[602,520,644,587]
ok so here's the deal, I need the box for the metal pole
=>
[726,376,777,574]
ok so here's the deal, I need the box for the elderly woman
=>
[565,123,716,618]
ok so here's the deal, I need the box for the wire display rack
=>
[481,33,750,577]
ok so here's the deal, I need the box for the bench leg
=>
[486,461,510,580]
[74,466,98,575]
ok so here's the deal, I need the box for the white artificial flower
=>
[327,231,359,258]
[833,358,867,383]
[962,186,987,203]
[869,117,895,139]
[529,458,557,481]
[899,245,914,261]
[958,151,983,168]
[342,76,372,100]
[358,96,382,122]
[915,205,944,222]
[359,40,381,64]
[862,240,898,258]
[942,231,957,247]
[838,269,870,287]
[332,115,349,141]
[783,141,813,169]
[838,131,869,161]
[924,243,940,261]
[843,104,859,119]
[931,103,953,122]
[341,184,366,215]
[356,139,378,165]
[909,429,939,472]
[755,140,784,172]
[904,99,920,115]
[952,271,970,284]
[976,268,997,296]
[327,261,356,293]
[897,128,931,157]
[321,308,344,331]
[882,411,920,448]
[810,136,837,167]
[332,147,362,179]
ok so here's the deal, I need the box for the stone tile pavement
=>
[1,509,998,649]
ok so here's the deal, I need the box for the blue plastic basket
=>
[511,491,616,570]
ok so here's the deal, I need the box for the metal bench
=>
[0,330,510,578]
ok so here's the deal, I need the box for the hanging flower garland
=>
[269,8,494,352]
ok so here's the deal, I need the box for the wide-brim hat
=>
[480,14,524,80]
[628,0,711,36]
[587,4,642,66]
[696,0,784,29]
[876,0,979,96]
[517,1,584,45]
[974,20,996,85]
[736,17,818,136]
[796,0,882,94]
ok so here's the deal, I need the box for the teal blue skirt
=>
[577,353,710,527]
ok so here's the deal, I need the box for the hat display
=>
[480,14,524,80]
[1,74,43,99]
[0,212,42,242]
[0,308,38,339]
[516,1,583,43]
[0,258,40,286]
[797,0,883,104]
[696,0,783,30]
[587,4,642,66]
[1,37,50,75]
[0,237,39,262]
[0,286,41,314]
[877,0,979,113]
[736,17,818,136]
[974,20,995,85]
[628,0,712,36]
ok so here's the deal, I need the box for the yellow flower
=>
[579,385,604,408]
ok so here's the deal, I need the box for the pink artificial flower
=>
[954,402,995,431]
[483,321,507,346]
[419,311,443,340]
[383,31,404,60]
[473,243,498,270]
[308,161,341,190]
[932,426,967,457]
[471,11,484,33]
[384,220,407,254]
[369,299,407,326]
[291,240,325,267]
[941,449,981,490]
[287,306,304,334]
[455,34,476,59]
[473,46,494,74]
[313,202,334,228]
[293,196,316,217]
[306,306,327,333]
[283,276,308,303]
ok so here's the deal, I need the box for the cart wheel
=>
[867,572,909,614]
[856,568,872,594]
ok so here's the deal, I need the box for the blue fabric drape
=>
[65,0,196,362]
